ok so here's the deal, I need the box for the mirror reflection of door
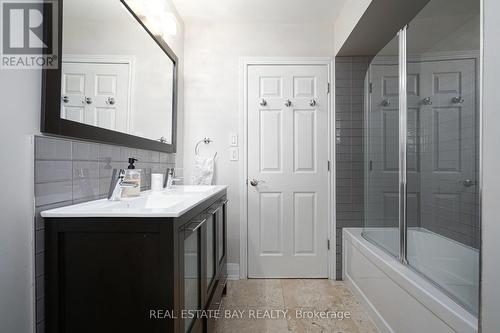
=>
[61,61,131,132]
[62,0,175,144]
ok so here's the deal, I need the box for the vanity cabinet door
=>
[205,212,216,296]
[182,216,206,333]
[216,201,227,270]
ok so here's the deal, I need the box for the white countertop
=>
[40,185,228,218]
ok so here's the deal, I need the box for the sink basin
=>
[163,185,218,193]
[40,185,228,218]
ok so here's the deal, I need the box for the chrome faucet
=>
[108,169,139,200]
[164,168,182,189]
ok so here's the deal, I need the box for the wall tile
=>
[35,252,44,277]
[36,297,44,323]
[35,276,44,300]
[35,181,73,206]
[35,136,72,160]
[335,56,368,279]
[35,161,72,184]
[35,230,45,254]
[73,142,98,161]
[120,147,138,162]
[99,144,122,162]
[73,161,99,201]
[136,149,160,163]
[36,322,45,333]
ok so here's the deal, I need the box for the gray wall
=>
[33,135,175,332]
[481,0,500,330]
[335,56,369,279]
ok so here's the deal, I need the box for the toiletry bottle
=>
[122,158,141,197]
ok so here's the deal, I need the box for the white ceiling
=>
[171,0,348,24]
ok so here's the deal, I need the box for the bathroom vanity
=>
[41,186,228,333]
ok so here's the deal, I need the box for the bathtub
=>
[343,228,478,333]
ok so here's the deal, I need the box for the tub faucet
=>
[108,169,139,200]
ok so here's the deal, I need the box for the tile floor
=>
[213,279,379,333]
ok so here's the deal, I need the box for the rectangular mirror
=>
[41,0,178,153]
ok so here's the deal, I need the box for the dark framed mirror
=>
[41,0,178,153]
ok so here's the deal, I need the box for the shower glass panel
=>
[362,34,400,257]
[405,0,480,315]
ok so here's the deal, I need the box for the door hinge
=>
[327,160,331,172]
[369,83,373,93]
[327,239,331,250]
[327,82,331,94]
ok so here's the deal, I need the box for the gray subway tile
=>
[136,150,160,163]
[35,229,45,254]
[35,160,72,184]
[35,136,72,160]
[121,147,138,162]
[73,142,98,161]
[36,275,44,300]
[36,297,45,323]
[73,161,99,179]
[99,144,122,162]
[35,252,44,277]
[35,181,73,206]
[36,321,45,333]
[73,162,99,201]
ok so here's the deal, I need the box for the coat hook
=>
[284,99,292,107]
[309,99,317,107]
[259,98,267,106]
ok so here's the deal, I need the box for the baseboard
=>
[226,263,240,280]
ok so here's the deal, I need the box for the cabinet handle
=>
[185,218,207,232]
[208,206,222,215]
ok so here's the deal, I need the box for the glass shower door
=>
[363,34,400,257]
[405,0,480,314]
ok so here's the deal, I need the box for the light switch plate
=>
[229,133,238,147]
[229,147,239,161]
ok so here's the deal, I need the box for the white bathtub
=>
[343,228,478,333]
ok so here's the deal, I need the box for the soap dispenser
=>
[122,158,141,197]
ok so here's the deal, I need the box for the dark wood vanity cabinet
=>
[45,191,227,333]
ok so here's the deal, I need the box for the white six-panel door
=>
[61,61,130,133]
[247,65,329,278]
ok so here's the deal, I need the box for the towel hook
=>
[195,137,217,159]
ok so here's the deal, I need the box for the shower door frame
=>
[364,24,482,315]
[366,26,482,266]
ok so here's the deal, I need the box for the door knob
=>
[107,97,116,105]
[62,95,69,103]
[381,99,390,107]
[463,179,474,187]
[422,97,432,105]
[309,99,317,107]
[85,97,93,105]
[284,99,292,107]
[249,179,260,187]
[260,98,267,106]
[452,96,464,104]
